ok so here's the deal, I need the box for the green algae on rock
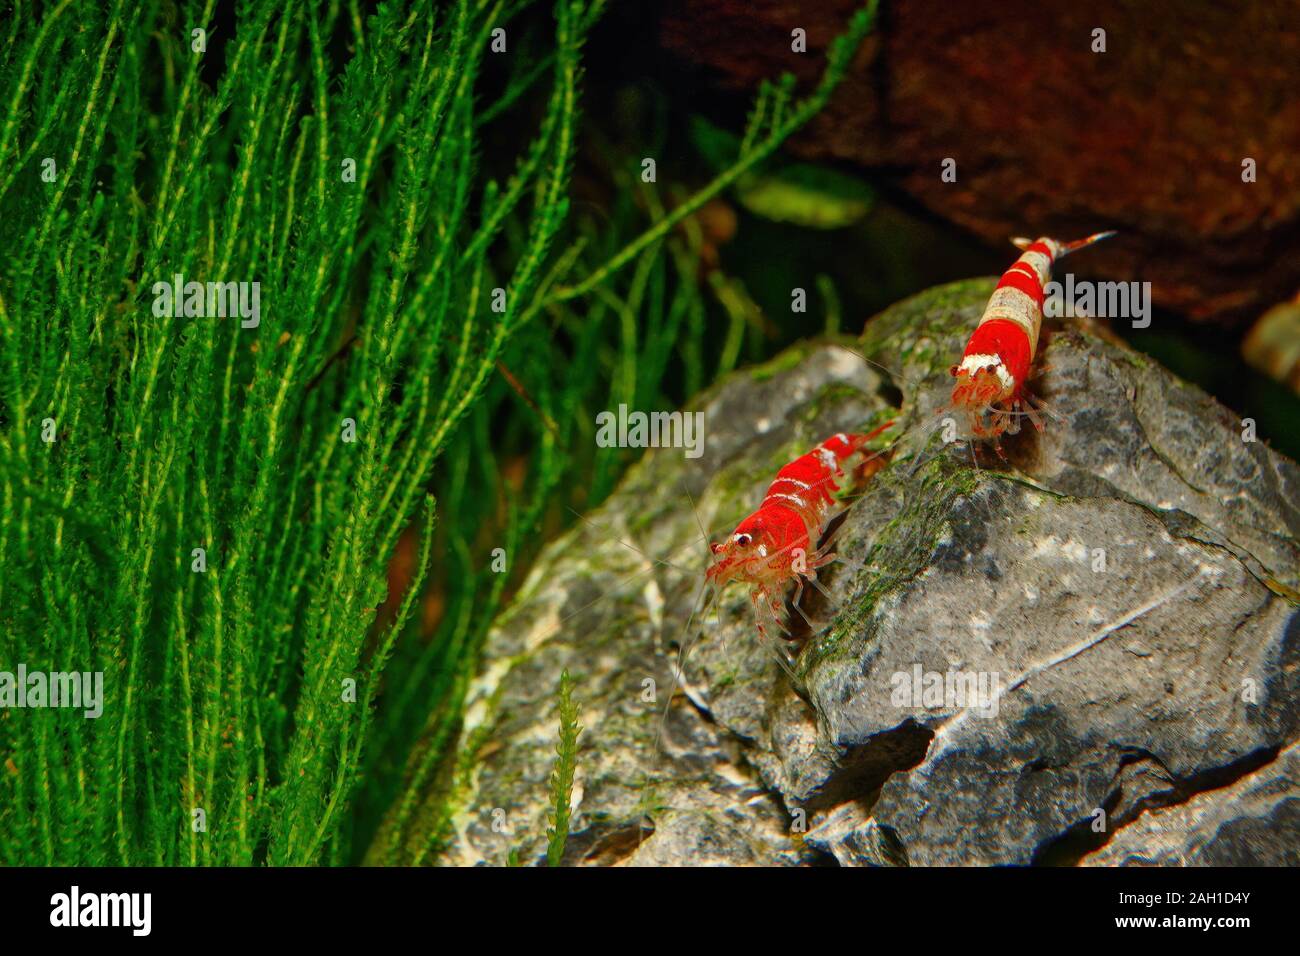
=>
[388,280,1300,866]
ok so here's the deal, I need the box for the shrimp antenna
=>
[824,340,959,468]
[652,483,720,756]
[564,505,698,575]
[652,577,717,756]
[639,484,722,852]
[824,338,914,383]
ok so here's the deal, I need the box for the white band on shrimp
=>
[1018,250,1054,281]
[977,286,1041,356]
[763,492,808,509]
[957,353,1016,392]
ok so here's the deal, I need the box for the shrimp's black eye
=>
[735,533,752,547]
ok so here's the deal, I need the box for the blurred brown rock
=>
[659,0,1300,324]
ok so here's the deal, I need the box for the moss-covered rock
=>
[394,280,1299,866]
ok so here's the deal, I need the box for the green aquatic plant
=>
[0,0,878,866]
[545,669,582,866]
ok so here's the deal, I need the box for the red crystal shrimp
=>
[653,417,896,753]
[704,421,895,653]
[948,232,1116,452]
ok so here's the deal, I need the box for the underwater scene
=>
[0,0,1295,925]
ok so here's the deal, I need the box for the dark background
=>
[565,0,1300,457]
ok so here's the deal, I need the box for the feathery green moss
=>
[0,0,878,866]
[545,668,581,866]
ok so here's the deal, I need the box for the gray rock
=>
[396,278,1299,866]
[1081,742,1300,866]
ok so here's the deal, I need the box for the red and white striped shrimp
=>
[705,421,894,647]
[949,232,1116,447]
